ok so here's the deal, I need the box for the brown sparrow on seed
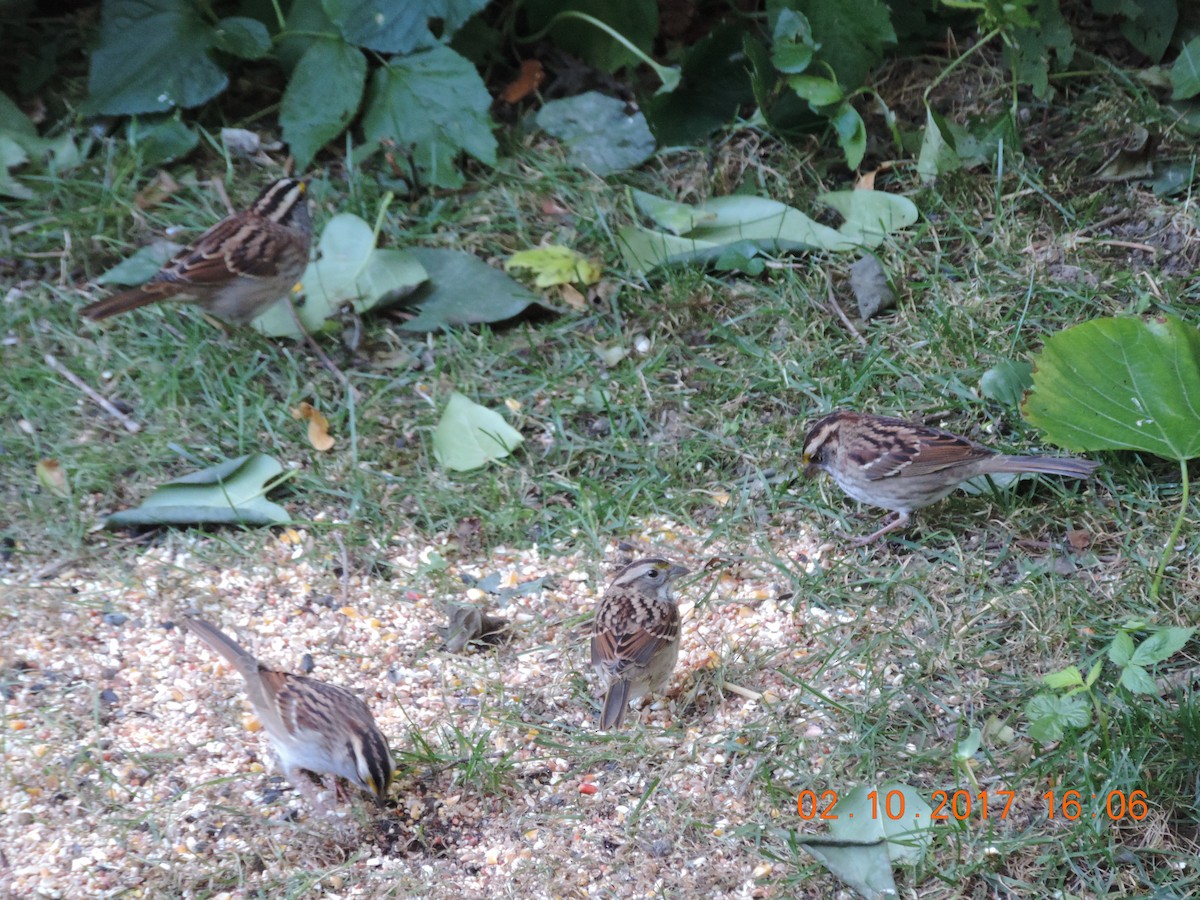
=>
[590,558,688,729]
[801,410,1100,545]
[82,178,311,324]
[181,616,394,809]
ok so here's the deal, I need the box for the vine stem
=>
[1151,459,1190,602]
[517,11,680,94]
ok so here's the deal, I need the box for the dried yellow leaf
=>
[292,402,335,451]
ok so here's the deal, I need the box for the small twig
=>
[723,682,764,702]
[1072,236,1157,254]
[332,530,351,608]
[44,354,141,433]
[210,178,235,216]
[824,271,868,349]
[284,294,350,389]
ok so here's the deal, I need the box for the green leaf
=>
[1025,693,1091,743]
[829,784,933,864]
[362,44,496,189]
[281,39,367,169]
[506,246,600,287]
[796,0,896,88]
[632,188,717,235]
[1119,0,1176,63]
[771,8,816,74]
[96,240,183,285]
[829,101,866,169]
[789,835,896,898]
[212,16,271,60]
[0,133,31,200]
[642,25,756,145]
[324,0,488,53]
[980,360,1033,407]
[817,189,919,246]
[128,117,199,167]
[1023,315,1200,460]
[955,728,983,762]
[1004,0,1074,100]
[618,189,918,274]
[1170,36,1200,101]
[85,0,228,115]
[536,92,656,176]
[787,75,843,106]
[254,213,428,338]
[1119,665,1158,695]
[917,106,960,181]
[105,455,290,527]
[1043,665,1084,689]
[278,0,337,71]
[433,392,524,472]
[1108,631,1135,666]
[400,248,549,332]
[1130,627,1195,666]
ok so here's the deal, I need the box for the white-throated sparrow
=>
[181,616,393,809]
[802,410,1100,545]
[590,558,688,729]
[82,178,311,324]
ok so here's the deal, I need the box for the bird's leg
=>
[852,511,910,546]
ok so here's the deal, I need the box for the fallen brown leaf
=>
[292,402,335,451]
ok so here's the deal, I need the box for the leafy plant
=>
[83,0,494,185]
[1025,624,1195,744]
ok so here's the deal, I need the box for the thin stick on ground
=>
[44,354,141,433]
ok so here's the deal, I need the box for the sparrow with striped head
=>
[590,558,689,729]
[82,178,311,324]
[801,410,1100,545]
[181,616,394,811]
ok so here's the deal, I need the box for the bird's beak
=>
[669,564,690,580]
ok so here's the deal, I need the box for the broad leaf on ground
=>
[400,248,549,332]
[254,213,428,338]
[787,783,932,896]
[96,240,183,285]
[362,44,496,188]
[1171,37,1200,100]
[536,92,656,176]
[505,246,600,287]
[1023,315,1200,460]
[979,360,1033,407]
[433,392,524,472]
[619,188,917,274]
[105,454,291,527]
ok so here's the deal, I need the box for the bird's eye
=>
[647,568,660,579]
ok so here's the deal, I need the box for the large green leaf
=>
[1171,36,1200,101]
[212,16,271,59]
[280,39,367,169]
[323,0,488,53]
[361,44,496,188]
[619,188,918,274]
[1023,315,1200,460]
[794,0,896,88]
[433,392,524,472]
[536,92,655,176]
[85,0,229,115]
[400,248,548,332]
[254,213,428,338]
[642,25,756,145]
[105,454,290,527]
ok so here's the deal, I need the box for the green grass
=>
[4,57,1200,897]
